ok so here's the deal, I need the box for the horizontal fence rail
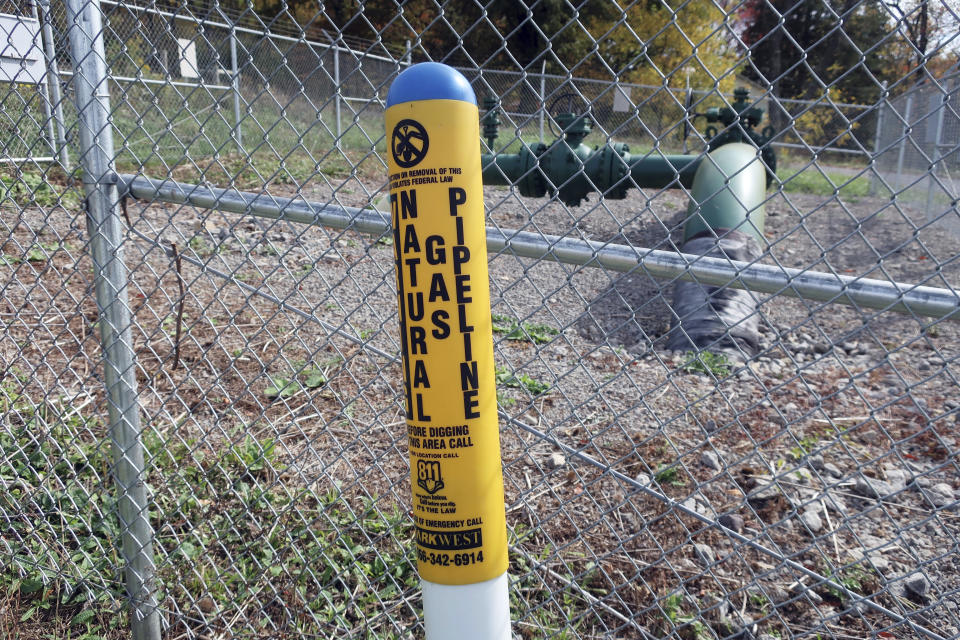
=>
[119,173,960,321]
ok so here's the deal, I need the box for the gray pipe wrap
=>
[668,231,763,355]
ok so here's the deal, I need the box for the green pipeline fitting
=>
[481,139,701,207]
[703,88,777,183]
[479,88,776,206]
[479,93,771,355]
[682,142,766,243]
[480,96,700,206]
[668,142,768,356]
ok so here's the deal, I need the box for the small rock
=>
[823,462,843,478]
[681,497,713,517]
[761,585,790,604]
[720,611,756,640]
[854,476,893,500]
[634,472,651,487]
[701,593,730,623]
[904,573,930,599]
[926,482,956,508]
[813,342,830,354]
[718,513,745,533]
[787,581,823,604]
[547,453,566,470]
[868,554,890,573]
[748,482,781,503]
[841,340,858,353]
[806,453,825,471]
[704,419,719,433]
[884,468,908,490]
[701,450,723,471]
[693,543,716,565]
[801,508,823,534]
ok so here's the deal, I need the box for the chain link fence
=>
[2,1,960,639]
[875,72,960,231]
[464,68,876,159]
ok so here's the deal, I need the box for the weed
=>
[654,464,686,487]
[264,376,298,399]
[496,390,516,407]
[2,242,59,265]
[161,312,188,337]
[492,313,559,344]
[680,351,731,377]
[788,428,832,460]
[748,591,772,612]
[188,235,217,257]
[263,358,337,399]
[658,592,711,639]
[495,366,550,396]
[789,433,822,460]
[297,263,314,277]
[2,377,420,635]
[0,171,79,208]
[823,561,878,601]
[303,368,328,389]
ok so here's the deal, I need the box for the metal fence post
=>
[539,59,546,141]
[926,86,947,219]
[29,0,58,163]
[870,81,886,196]
[895,91,914,193]
[64,2,161,639]
[37,0,70,170]
[334,43,342,147]
[229,15,243,150]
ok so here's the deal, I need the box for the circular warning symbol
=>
[391,119,429,168]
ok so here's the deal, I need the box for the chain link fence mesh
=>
[2,1,960,639]
[875,72,960,228]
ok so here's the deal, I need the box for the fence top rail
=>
[117,173,960,321]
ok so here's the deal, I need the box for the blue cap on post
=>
[386,62,476,107]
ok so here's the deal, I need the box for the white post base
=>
[423,572,510,639]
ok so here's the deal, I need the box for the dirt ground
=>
[2,166,959,638]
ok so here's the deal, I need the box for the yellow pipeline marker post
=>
[385,63,510,639]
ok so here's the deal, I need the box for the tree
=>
[740,0,957,99]
[738,0,915,146]
[579,0,741,91]
[884,1,960,84]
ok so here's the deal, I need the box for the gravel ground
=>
[2,168,959,638]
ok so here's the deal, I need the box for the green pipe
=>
[625,153,701,189]
[480,145,702,205]
[669,142,769,356]
[682,142,766,243]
